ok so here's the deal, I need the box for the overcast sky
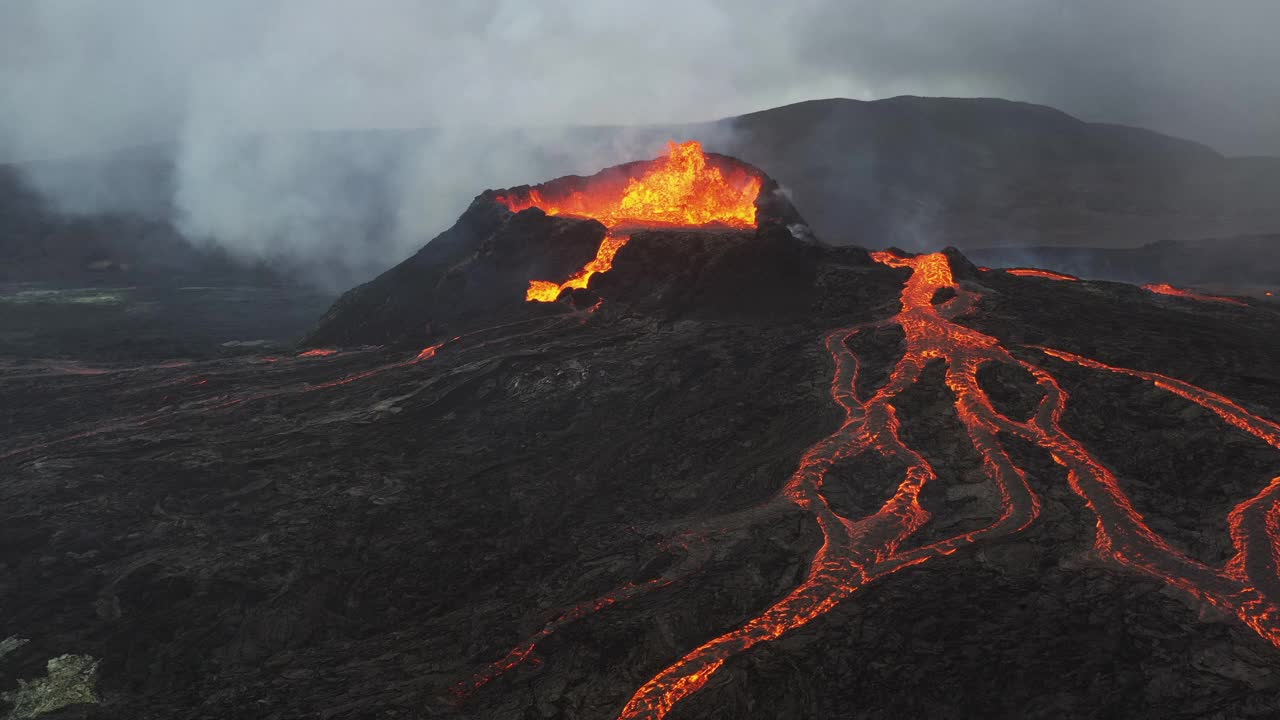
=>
[2,0,1279,160]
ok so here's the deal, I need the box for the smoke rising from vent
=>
[2,1,1278,287]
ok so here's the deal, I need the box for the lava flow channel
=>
[456,250,1280,720]
[496,140,761,302]
[1005,267,1079,281]
[1143,283,1248,306]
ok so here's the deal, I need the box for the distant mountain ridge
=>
[718,96,1280,249]
[968,234,1280,294]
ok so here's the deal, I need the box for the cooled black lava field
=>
[4,147,1280,720]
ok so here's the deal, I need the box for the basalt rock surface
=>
[4,167,1280,720]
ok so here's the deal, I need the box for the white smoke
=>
[1,2,796,287]
[3,1,1278,287]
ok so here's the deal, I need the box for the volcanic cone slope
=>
[303,145,807,349]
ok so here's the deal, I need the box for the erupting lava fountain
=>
[495,140,763,302]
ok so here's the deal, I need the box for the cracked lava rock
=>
[4,145,1280,719]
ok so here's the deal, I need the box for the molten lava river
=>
[496,140,761,302]
[453,251,1280,719]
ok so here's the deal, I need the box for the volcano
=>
[4,144,1280,720]
[304,141,807,349]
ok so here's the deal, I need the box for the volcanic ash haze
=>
[5,3,1280,289]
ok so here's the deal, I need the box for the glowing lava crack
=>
[1144,283,1249,306]
[456,251,1280,719]
[497,141,761,302]
[1004,267,1079,281]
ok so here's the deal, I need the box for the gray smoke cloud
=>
[2,1,1277,286]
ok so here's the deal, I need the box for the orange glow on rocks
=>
[456,250,1280,720]
[497,141,761,302]
[415,343,442,361]
[298,348,338,357]
[1005,267,1079,281]
[1144,283,1247,306]
[524,232,631,303]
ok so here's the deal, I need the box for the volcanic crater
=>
[304,141,810,350]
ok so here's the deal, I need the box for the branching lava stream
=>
[457,251,1280,719]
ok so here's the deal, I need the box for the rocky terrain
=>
[3,151,1280,719]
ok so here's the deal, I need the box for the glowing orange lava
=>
[453,579,672,701]
[456,251,1280,720]
[1006,267,1079,281]
[298,348,339,357]
[524,232,632,303]
[1144,283,1248,306]
[497,141,761,302]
